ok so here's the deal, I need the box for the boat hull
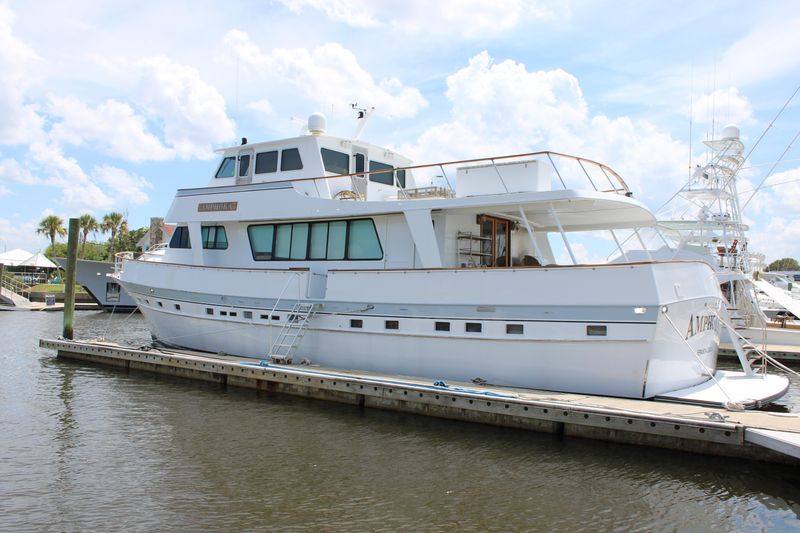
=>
[119,260,723,399]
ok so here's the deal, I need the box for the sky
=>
[1,0,800,263]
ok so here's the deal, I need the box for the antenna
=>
[688,65,694,179]
[350,103,375,141]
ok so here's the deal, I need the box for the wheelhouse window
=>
[321,148,350,175]
[369,161,405,188]
[215,157,236,178]
[169,226,191,249]
[248,225,274,260]
[280,148,303,171]
[255,151,278,174]
[238,154,251,177]
[369,160,394,185]
[202,226,228,249]
[247,218,382,261]
[347,219,382,259]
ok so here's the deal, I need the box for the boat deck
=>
[40,338,800,465]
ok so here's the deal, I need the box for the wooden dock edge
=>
[39,338,797,466]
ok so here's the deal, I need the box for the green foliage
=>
[113,227,147,255]
[767,258,800,271]
[78,213,99,258]
[101,212,128,257]
[36,215,67,257]
[45,227,148,261]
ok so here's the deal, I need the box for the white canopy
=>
[0,248,33,266]
[19,252,58,268]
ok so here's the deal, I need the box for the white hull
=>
[120,260,723,399]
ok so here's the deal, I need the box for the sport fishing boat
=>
[114,112,788,404]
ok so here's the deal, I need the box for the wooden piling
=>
[62,218,79,339]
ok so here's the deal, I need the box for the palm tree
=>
[101,212,128,258]
[78,214,98,258]
[36,215,66,257]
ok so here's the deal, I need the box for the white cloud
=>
[280,0,381,27]
[0,5,45,145]
[0,215,42,252]
[720,17,800,86]
[403,52,688,203]
[0,157,37,184]
[247,99,274,116]
[692,88,754,127]
[224,31,427,119]
[278,0,560,36]
[136,55,236,159]
[91,165,152,206]
[47,95,172,162]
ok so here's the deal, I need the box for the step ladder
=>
[268,302,317,364]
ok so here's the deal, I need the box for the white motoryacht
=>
[114,113,786,402]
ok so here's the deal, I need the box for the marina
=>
[3,3,800,529]
[3,310,798,531]
[40,336,800,464]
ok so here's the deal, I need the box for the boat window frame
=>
[255,150,279,174]
[215,156,236,179]
[201,225,228,250]
[169,226,192,249]
[246,218,383,262]
[280,148,304,171]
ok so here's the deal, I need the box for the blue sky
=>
[1,0,799,262]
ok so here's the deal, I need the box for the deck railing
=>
[287,150,631,202]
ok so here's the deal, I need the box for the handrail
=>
[178,150,631,198]
[290,150,629,191]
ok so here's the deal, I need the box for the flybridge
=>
[203,113,633,203]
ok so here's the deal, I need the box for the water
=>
[2,310,800,531]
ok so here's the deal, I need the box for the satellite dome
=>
[308,112,326,135]
[721,124,740,140]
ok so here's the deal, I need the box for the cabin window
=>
[321,148,350,175]
[169,226,191,249]
[309,222,329,260]
[347,219,382,259]
[506,324,523,334]
[247,218,382,261]
[466,322,482,333]
[247,225,275,260]
[206,308,214,315]
[238,154,251,177]
[435,322,451,332]
[369,160,395,185]
[274,224,293,259]
[290,223,309,260]
[174,304,181,310]
[280,148,303,171]
[255,150,278,174]
[385,320,399,330]
[350,319,363,328]
[244,311,252,319]
[201,226,228,250]
[215,157,236,178]
[327,221,347,260]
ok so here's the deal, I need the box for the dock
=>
[40,338,800,465]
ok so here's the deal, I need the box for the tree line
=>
[36,213,147,261]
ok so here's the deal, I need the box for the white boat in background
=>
[627,124,800,363]
[113,112,788,405]
[55,258,138,311]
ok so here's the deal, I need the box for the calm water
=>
[2,310,800,532]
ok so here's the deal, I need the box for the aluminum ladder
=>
[268,302,317,364]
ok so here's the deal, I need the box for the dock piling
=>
[62,218,79,339]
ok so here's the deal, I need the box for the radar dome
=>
[308,113,326,135]
[721,124,740,140]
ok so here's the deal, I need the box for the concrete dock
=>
[40,338,800,465]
